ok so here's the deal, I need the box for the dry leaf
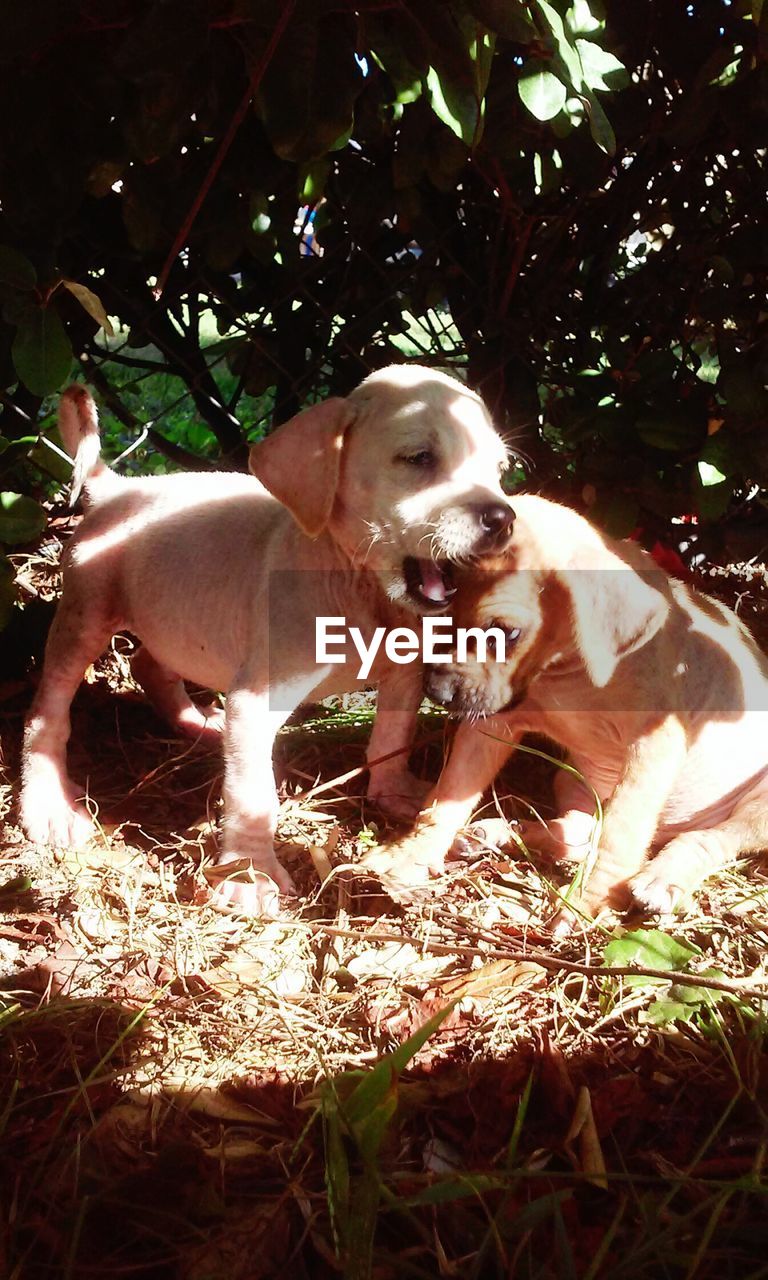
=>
[202,952,307,1000]
[439,959,547,1001]
[17,938,87,995]
[307,843,334,884]
[203,1136,267,1160]
[174,1086,282,1127]
[565,1085,608,1189]
[61,278,115,336]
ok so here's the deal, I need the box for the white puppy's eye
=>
[398,449,436,468]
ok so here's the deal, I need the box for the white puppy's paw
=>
[367,771,430,822]
[206,854,295,917]
[628,868,683,916]
[20,773,93,849]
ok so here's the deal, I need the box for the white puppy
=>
[20,366,514,912]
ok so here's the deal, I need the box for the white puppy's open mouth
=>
[402,556,457,613]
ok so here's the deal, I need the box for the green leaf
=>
[465,0,536,41]
[643,999,698,1026]
[576,39,628,91]
[535,0,584,86]
[403,1173,513,1207]
[0,492,47,545]
[519,66,568,121]
[709,48,744,88]
[11,307,72,396]
[426,23,494,149]
[669,975,724,1005]
[322,1102,350,1246]
[0,434,39,476]
[427,64,477,146]
[344,1001,456,1157]
[368,14,425,103]
[257,11,363,163]
[584,90,616,154]
[604,928,701,978]
[388,1000,457,1073]
[0,246,37,292]
[298,159,331,205]
[0,551,14,629]
[61,280,115,337]
[0,875,32,898]
[566,0,603,37]
[698,460,727,486]
[637,408,705,453]
[589,491,639,539]
[28,437,71,484]
[695,470,733,522]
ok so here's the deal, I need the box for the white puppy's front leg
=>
[366,665,428,821]
[20,602,113,849]
[211,668,321,915]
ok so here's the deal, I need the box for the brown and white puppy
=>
[364,495,768,920]
[20,366,514,913]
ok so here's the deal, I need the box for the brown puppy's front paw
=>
[367,771,431,823]
[453,817,517,855]
[206,855,296,917]
[551,862,630,934]
[359,831,447,901]
[517,813,597,864]
[550,893,610,936]
[627,868,684,916]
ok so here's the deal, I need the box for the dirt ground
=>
[2,528,768,1278]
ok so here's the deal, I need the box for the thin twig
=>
[293,730,444,803]
[282,917,768,1002]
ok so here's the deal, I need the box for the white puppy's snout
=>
[475,500,516,548]
[435,497,516,558]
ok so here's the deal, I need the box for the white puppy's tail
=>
[58,385,116,507]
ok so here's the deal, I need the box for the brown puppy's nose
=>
[478,502,515,544]
[425,665,459,709]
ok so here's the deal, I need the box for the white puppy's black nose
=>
[477,502,515,546]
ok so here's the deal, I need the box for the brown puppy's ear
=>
[249,399,356,537]
[558,554,670,688]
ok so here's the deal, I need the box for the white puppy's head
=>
[250,365,515,614]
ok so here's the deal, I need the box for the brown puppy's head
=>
[426,495,672,717]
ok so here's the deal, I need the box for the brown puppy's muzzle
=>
[470,500,516,552]
[425,664,461,711]
[426,663,527,719]
[426,665,495,718]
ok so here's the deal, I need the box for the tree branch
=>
[84,362,216,472]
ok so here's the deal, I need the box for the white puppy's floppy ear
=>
[558,550,670,688]
[249,399,356,538]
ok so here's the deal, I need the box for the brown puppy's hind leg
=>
[630,781,768,914]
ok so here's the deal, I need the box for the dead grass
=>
[2,549,768,1277]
